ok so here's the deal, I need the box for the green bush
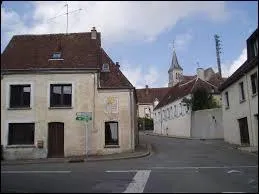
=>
[138,117,154,130]
[182,88,221,111]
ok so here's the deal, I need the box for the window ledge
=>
[252,93,258,98]
[6,145,36,148]
[104,145,120,148]
[239,99,246,104]
[49,107,73,109]
[8,107,31,110]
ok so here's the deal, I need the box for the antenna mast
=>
[214,34,222,78]
[66,3,68,34]
[47,3,82,34]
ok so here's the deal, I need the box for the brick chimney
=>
[91,27,97,39]
[196,67,205,80]
[145,85,149,95]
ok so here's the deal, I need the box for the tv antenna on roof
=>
[47,2,82,34]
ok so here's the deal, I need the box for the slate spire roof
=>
[168,49,183,72]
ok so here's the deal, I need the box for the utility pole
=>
[214,34,222,78]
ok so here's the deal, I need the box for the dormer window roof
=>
[102,63,110,72]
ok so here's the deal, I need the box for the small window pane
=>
[52,52,61,59]
[63,86,72,94]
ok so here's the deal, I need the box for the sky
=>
[1,1,258,89]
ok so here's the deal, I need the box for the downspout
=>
[129,89,134,150]
[245,74,253,146]
[160,109,162,134]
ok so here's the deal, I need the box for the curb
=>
[144,132,198,140]
[1,144,152,166]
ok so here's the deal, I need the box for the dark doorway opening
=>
[238,117,250,145]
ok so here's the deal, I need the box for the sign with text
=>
[76,112,92,121]
[105,96,118,113]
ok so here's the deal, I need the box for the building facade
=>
[153,73,224,139]
[219,28,258,150]
[1,27,138,160]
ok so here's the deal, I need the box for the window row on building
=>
[224,72,258,109]
[154,102,190,122]
[8,83,73,109]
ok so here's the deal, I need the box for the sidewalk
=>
[1,144,151,166]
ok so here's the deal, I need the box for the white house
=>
[153,68,225,139]
[1,27,138,160]
[219,28,258,151]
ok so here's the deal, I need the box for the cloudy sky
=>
[1,1,258,88]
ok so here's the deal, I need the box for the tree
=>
[182,88,220,111]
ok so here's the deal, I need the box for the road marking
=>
[152,165,258,170]
[227,170,241,174]
[1,171,71,174]
[105,170,139,173]
[123,170,151,193]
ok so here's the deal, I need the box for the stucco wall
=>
[222,66,258,147]
[153,95,191,138]
[191,108,223,139]
[1,73,135,160]
[138,104,153,118]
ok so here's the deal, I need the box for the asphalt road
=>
[1,132,258,193]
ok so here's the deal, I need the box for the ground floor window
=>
[8,123,35,145]
[105,121,118,145]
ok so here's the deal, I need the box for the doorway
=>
[238,117,250,145]
[48,122,64,158]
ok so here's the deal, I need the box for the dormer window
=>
[49,52,64,61]
[102,63,110,72]
[52,52,61,59]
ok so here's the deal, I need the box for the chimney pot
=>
[116,62,120,68]
[91,26,97,39]
[145,85,149,95]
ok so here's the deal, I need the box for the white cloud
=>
[120,62,165,89]
[1,1,228,51]
[174,30,193,51]
[220,48,247,77]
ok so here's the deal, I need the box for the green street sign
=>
[76,112,92,122]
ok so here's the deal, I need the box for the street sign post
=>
[76,112,92,160]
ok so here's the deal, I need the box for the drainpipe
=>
[129,89,134,150]
[245,74,253,146]
[161,109,162,134]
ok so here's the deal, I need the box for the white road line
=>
[123,170,151,193]
[1,171,71,174]
[152,165,258,170]
[105,170,139,173]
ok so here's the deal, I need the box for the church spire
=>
[168,45,183,72]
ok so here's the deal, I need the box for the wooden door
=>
[238,117,250,145]
[48,122,64,158]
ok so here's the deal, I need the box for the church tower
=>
[168,48,183,87]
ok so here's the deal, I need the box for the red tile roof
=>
[136,87,171,104]
[1,33,101,70]
[154,78,219,110]
[1,31,134,89]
